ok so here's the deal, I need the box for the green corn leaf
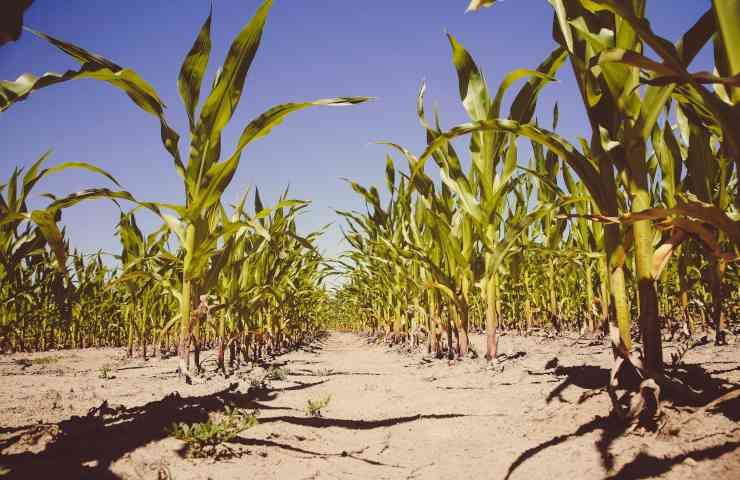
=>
[20,151,52,201]
[243,97,371,151]
[178,5,213,130]
[198,0,273,144]
[4,29,184,178]
[509,47,568,123]
[639,8,715,139]
[182,97,372,217]
[552,0,575,53]
[42,162,122,187]
[713,0,740,103]
[27,210,67,271]
[465,0,498,12]
[447,33,491,123]
[414,119,605,211]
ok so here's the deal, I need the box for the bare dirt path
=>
[1,332,739,479]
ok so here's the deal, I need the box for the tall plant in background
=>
[461,0,738,414]
[408,34,569,360]
[2,0,369,380]
[160,0,368,379]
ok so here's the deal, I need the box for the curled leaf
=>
[465,0,498,13]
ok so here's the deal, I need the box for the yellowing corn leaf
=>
[465,0,498,13]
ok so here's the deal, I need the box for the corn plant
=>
[332,1,737,425]
[120,0,368,380]
[2,1,365,367]
[7,0,366,377]
[457,0,739,415]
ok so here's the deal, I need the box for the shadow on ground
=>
[545,365,611,404]
[504,360,740,480]
[0,379,469,479]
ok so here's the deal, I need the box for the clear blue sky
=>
[0,0,712,262]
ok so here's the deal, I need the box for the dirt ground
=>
[0,332,738,479]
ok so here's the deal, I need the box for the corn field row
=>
[0,0,368,381]
[0,0,739,418]
[1,182,331,370]
[328,0,739,417]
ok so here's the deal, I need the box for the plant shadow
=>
[545,365,611,404]
[0,383,268,479]
[507,377,740,480]
[606,441,740,479]
[0,376,466,479]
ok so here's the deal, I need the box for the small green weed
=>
[305,394,332,417]
[98,364,114,380]
[169,406,258,458]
